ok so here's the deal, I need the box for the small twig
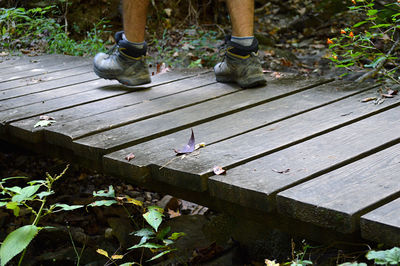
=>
[255,3,270,14]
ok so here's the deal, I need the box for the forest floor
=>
[0,141,373,266]
[0,1,393,265]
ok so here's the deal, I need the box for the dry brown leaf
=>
[125,153,135,161]
[168,208,181,218]
[361,97,377,102]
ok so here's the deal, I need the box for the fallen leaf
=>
[213,166,226,175]
[34,120,56,128]
[174,129,195,155]
[156,62,170,74]
[272,168,290,174]
[361,97,377,102]
[381,93,394,98]
[111,254,124,260]
[125,153,135,161]
[271,72,282,78]
[265,259,280,266]
[280,58,292,67]
[167,208,181,218]
[39,115,55,120]
[126,196,143,206]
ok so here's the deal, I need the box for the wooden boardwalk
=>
[1,54,399,246]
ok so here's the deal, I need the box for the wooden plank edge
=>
[360,197,400,246]
[276,139,400,234]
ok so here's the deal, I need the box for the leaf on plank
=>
[361,97,377,102]
[34,120,56,128]
[213,166,226,175]
[387,89,398,96]
[125,153,135,161]
[174,129,195,155]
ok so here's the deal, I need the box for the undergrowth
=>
[0,6,111,56]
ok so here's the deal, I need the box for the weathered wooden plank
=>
[209,105,400,213]
[74,78,339,160]
[0,54,53,69]
[0,69,210,124]
[0,79,122,124]
[5,71,216,143]
[0,56,92,83]
[0,65,93,92]
[0,54,90,76]
[0,76,112,111]
[103,83,397,192]
[276,142,400,234]
[0,71,100,102]
[42,76,244,147]
[361,198,400,246]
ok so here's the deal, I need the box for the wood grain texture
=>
[0,79,122,123]
[0,65,93,93]
[0,55,91,82]
[209,103,400,213]
[102,81,392,192]
[42,75,239,148]
[276,141,400,234]
[73,77,332,160]
[361,197,400,246]
[0,72,100,109]
[0,54,53,69]
[6,71,215,144]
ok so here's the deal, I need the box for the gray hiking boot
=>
[93,31,151,86]
[214,37,266,88]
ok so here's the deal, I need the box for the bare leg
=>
[226,0,254,37]
[123,0,150,42]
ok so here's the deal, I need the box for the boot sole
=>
[216,75,267,89]
[93,65,151,86]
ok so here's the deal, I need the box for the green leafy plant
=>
[149,26,219,69]
[90,185,185,265]
[366,247,400,265]
[0,165,84,266]
[0,6,111,56]
[282,241,313,266]
[329,0,399,83]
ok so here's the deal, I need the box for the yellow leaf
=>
[126,197,143,206]
[265,259,280,266]
[111,254,124,260]
[96,248,109,258]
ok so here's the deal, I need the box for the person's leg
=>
[93,0,151,86]
[123,0,149,43]
[214,0,266,88]
[226,0,254,37]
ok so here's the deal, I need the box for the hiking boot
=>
[214,37,266,88]
[93,31,151,86]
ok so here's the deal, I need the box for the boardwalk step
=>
[361,197,400,246]
[276,141,400,234]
